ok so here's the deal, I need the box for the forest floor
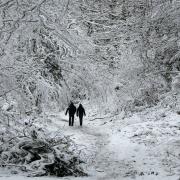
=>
[1,106,180,180]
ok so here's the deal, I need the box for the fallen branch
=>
[90,113,119,121]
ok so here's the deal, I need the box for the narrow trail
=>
[45,112,146,180]
[46,112,118,179]
[45,112,145,180]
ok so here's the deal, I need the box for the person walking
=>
[77,104,86,126]
[65,102,76,126]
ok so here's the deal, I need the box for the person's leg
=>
[72,115,74,126]
[80,116,83,126]
[69,116,71,126]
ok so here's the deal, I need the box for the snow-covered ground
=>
[1,106,180,180]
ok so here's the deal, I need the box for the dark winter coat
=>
[65,103,76,116]
[77,104,86,117]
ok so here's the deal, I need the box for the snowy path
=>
[1,108,180,180]
[42,110,180,180]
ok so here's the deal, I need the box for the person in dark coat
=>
[65,102,76,126]
[76,104,86,126]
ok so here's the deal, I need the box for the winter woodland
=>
[0,0,180,179]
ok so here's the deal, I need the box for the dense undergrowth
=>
[0,119,87,177]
